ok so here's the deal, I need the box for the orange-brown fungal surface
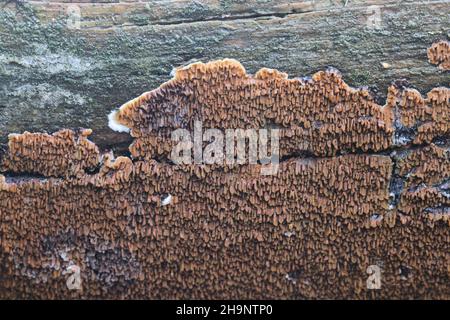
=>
[0,58,449,299]
[0,152,448,299]
[113,60,395,160]
[428,40,450,70]
[387,85,450,145]
[396,144,450,225]
[0,129,100,177]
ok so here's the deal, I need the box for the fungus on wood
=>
[1,129,100,178]
[428,40,450,71]
[0,42,448,299]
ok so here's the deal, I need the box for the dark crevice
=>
[83,164,101,176]
[2,171,50,183]
[98,140,133,158]
[0,143,6,160]
[387,151,404,209]
[150,12,297,27]
[279,150,317,163]
[399,265,412,280]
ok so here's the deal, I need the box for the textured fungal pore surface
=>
[428,40,450,71]
[388,85,450,145]
[1,129,100,178]
[397,144,450,223]
[114,59,394,160]
[0,48,449,299]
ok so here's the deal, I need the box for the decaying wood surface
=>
[0,0,449,150]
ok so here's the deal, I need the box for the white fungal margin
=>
[108,110,130,133]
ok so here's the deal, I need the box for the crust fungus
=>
[0,49,448,299]
[427,40,450,70]
[387,85,449,145]
[396,144,450,225]
[0,129,100,178]
[112,59,394,160]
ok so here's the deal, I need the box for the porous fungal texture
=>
[113,59,395,159]
[397,144,450,223]
[388,85,449,145]
[1,129,100,178]
[427,40,450,71]
[0,56,449,299]
[113,59,449,161]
